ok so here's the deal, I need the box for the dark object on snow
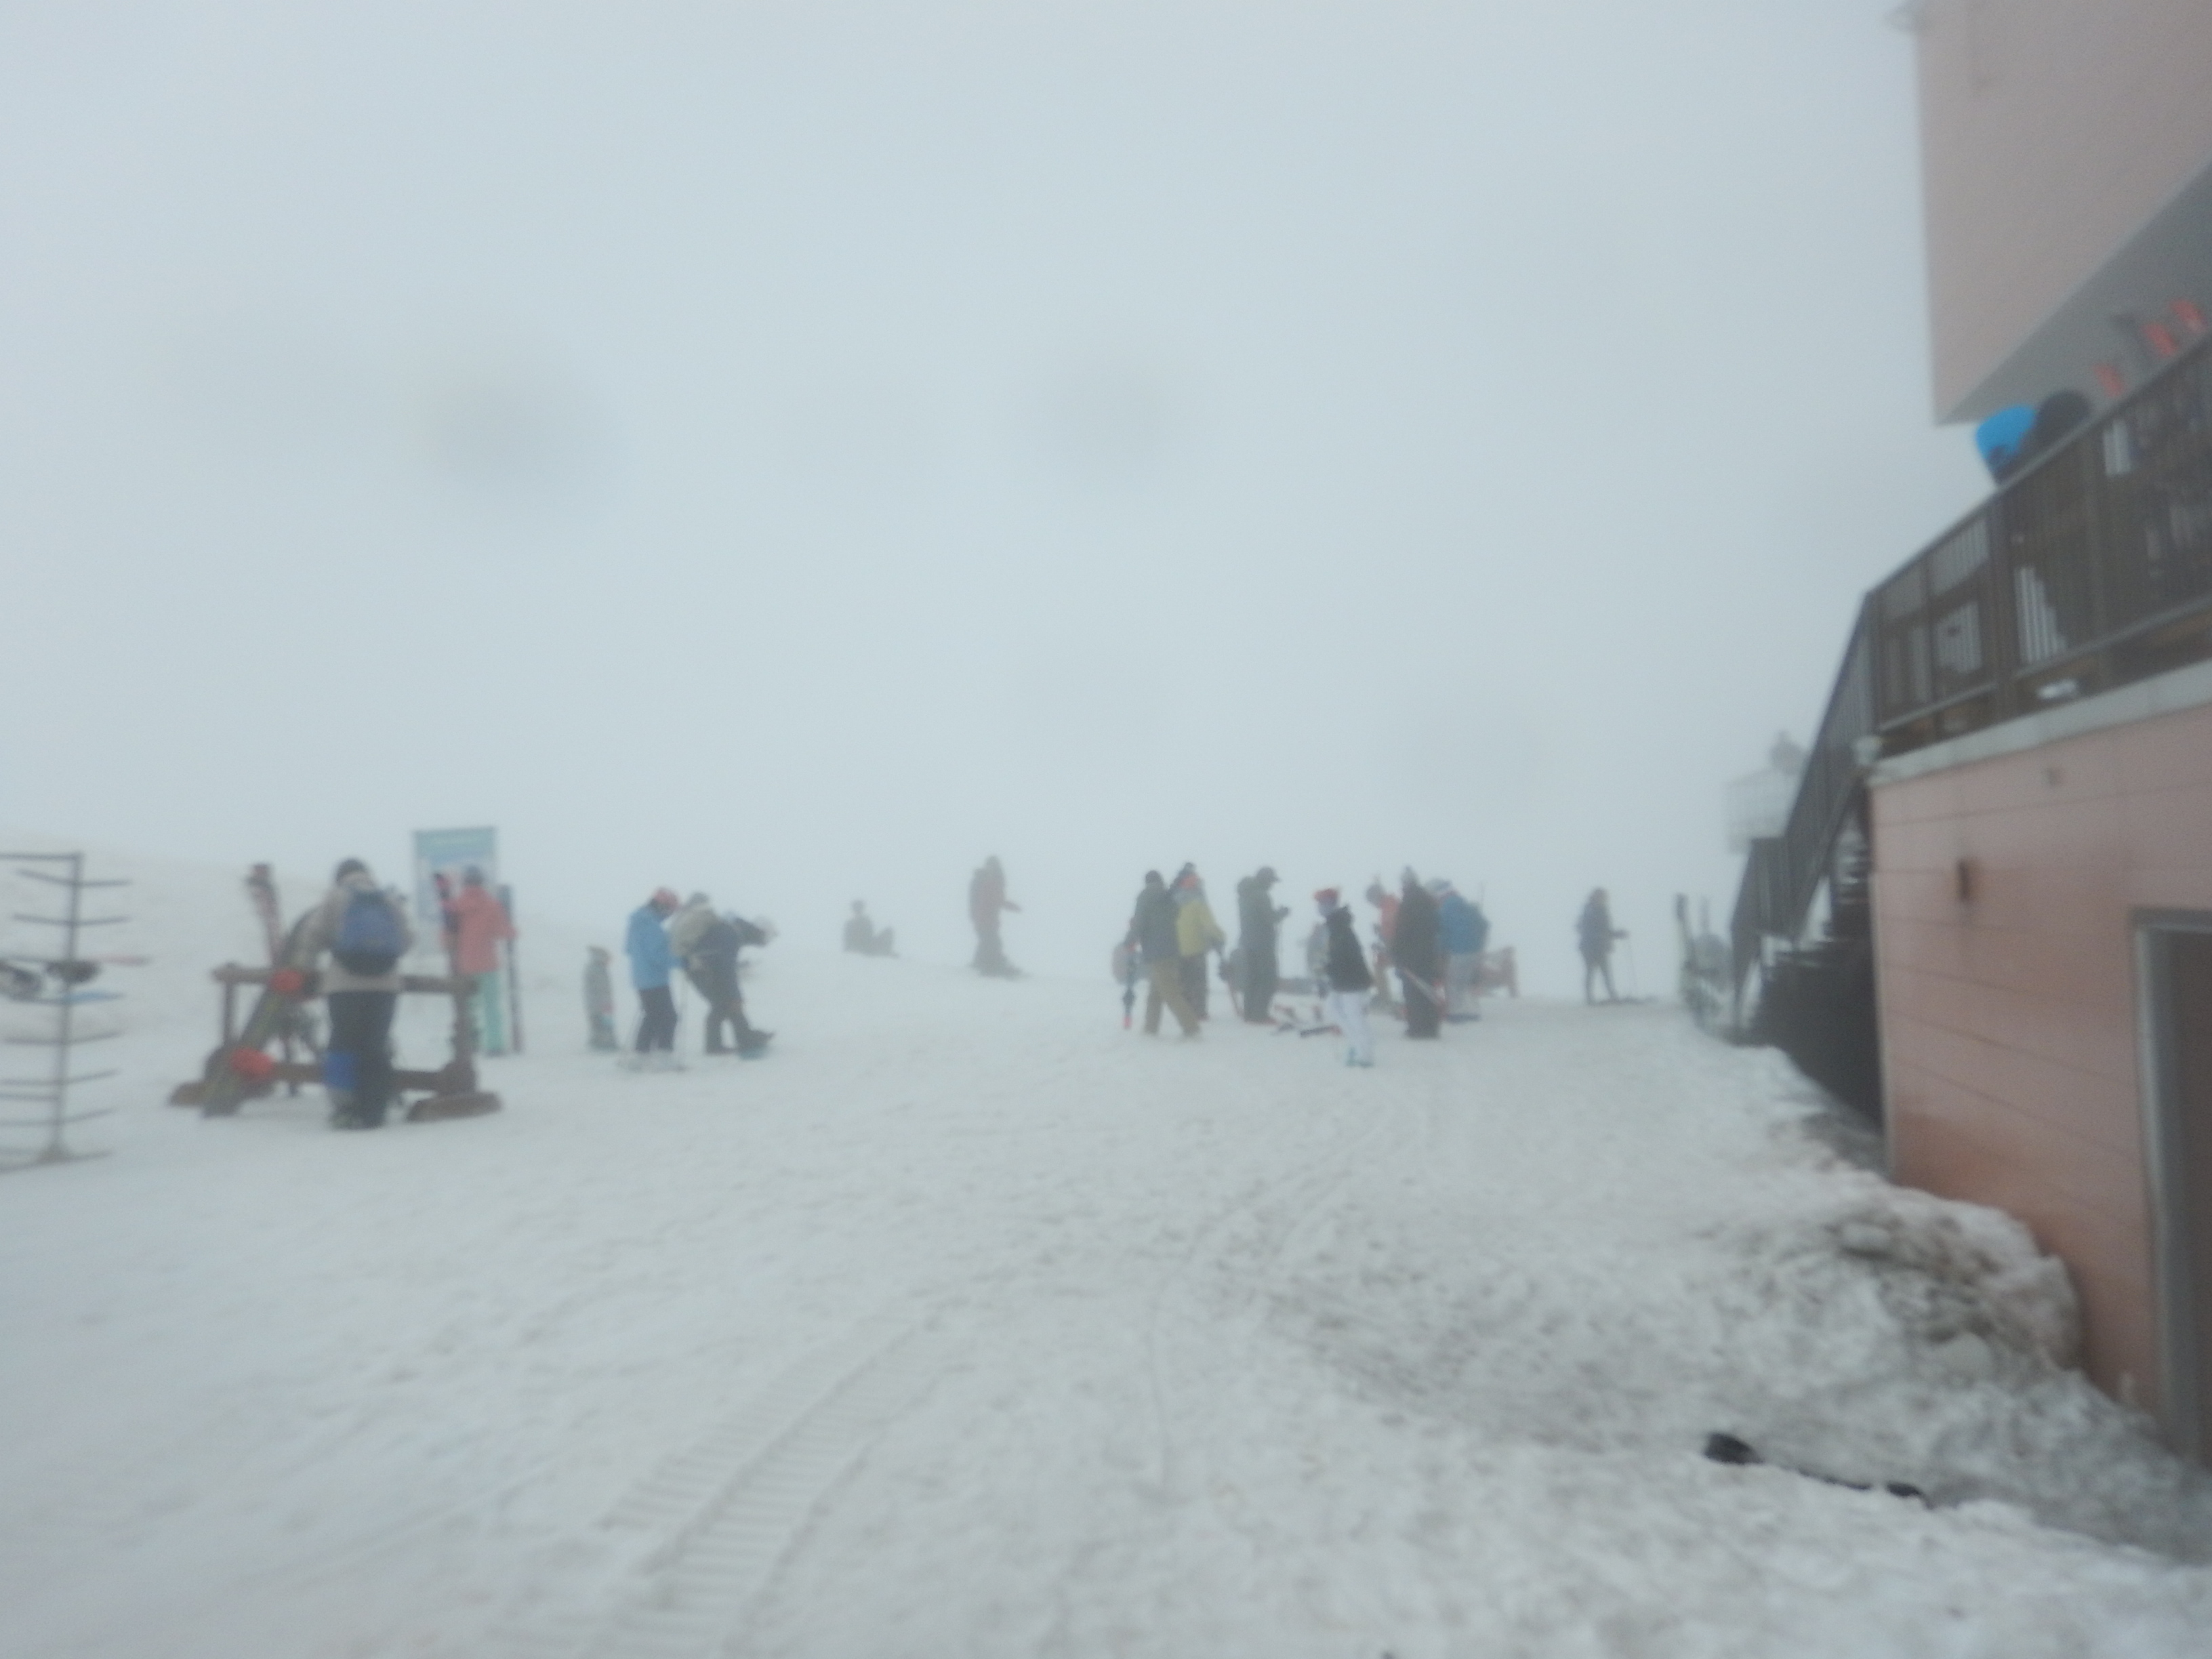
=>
[1702,1432,1925,1502]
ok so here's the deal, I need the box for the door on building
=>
[2140,915,2212,1462]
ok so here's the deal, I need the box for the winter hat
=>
[333,858,367,882]
[463,865,486,886]
[1256,866,1277,884]
[1314,887,1340,908]
[651,886,680,909]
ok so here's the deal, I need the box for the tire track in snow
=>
[571,1315,949,1659]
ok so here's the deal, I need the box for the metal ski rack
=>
[0,851,130,1170]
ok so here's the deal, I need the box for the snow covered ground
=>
[5,846,2212,1658]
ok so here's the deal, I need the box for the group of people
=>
[609,888,774,1069]
[1118,865,1495,1065]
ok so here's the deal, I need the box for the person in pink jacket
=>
[450,867,516,1056]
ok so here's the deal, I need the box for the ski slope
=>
[3,846,2211,1658]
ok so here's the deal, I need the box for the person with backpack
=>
[1578,888,1626,1004]
[623,888,683,1069]
[299,858,414,1128]
[1434,878,1491,1023]
[449,866,516,1057]
[1315,888,1375,1067]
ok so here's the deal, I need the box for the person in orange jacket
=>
[450,867,516,1056]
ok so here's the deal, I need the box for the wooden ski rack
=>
[170,964,501,1122]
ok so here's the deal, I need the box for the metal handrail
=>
[1731,334,2212,991]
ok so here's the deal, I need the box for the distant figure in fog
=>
[844,901,896,957]
[1315,888,1374,1067]
[1126,870,1200,1038]
[970,857,1021,977]
[1434,879,1490,1023]
[1235,866,1286,1025]
[1578,887,1626,1004]
[1172,867,1225,1019]
[1393,869,1444,1038]
[583,946,618,1051]
[623,888,683,1069]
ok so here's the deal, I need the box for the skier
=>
[1314,888,1374,1067]
[449,867,516,1057]
[1235,866,1286,1025]
[1125,870,1200,1038]
[970,857,1021,977]
[843,901,895,956]
[623,888,684,1069]
[690,909,773,1055]
[1435,878,1491,1023]
[1172,867,1226,1019]
[1394,869,1446,1038]
[298,859,415,1128]
[1578,887,1626,1004]
[583,946,618,1051]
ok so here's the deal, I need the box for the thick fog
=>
[2,2,1986,988]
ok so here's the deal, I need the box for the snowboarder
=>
[843,901,895,956]
[1235,866,1287,1025]
[1125,870,1200,1038]
[689,909,773,1055]
[970,857,1021,977]
[1315,888,1374,1067]
[298,859,415,1128]
[449,866,516,1057]
[1578,887,1626,1004]
[583,946,618,1050]
[1435,878,1490,1023]
[1394,869,1445,1038]
[1172,867,1226,1019]
[623,888,684,1069]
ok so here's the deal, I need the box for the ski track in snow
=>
[566,1316,949,1659]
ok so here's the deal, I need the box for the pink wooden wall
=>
[1872,697,2212,1414]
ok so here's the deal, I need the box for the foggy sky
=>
[1,1,1988,989]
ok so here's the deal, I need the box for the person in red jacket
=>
[451,867,516,1056]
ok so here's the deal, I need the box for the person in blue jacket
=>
[623,887,683,1069]
[1433,878,1491,1023]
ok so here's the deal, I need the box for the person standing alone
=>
[1578,887,1625,1004]
[449,867,515,1057]
[970,857,1021,977]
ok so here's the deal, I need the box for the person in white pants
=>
[1314,888,1376,1067]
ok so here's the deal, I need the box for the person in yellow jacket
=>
[1172,866,1227,1020]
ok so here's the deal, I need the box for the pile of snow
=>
[2,840,2210,1657]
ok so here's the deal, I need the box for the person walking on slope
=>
[970,857,1021,977]
[1235,865,1287,1025]
[1578,887,1626,1005]
[1172,867,1226,1019]
[1435,878,1491,1023]
[583,946,618,1051]
[1393,869,1446,1039]
[449,867,516,1057]
[1126,870,1200,1038]
[299,858,415,1128]
[1315,888,1375,1067]
[624,888,684,1068]
[691,909,773,1055]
